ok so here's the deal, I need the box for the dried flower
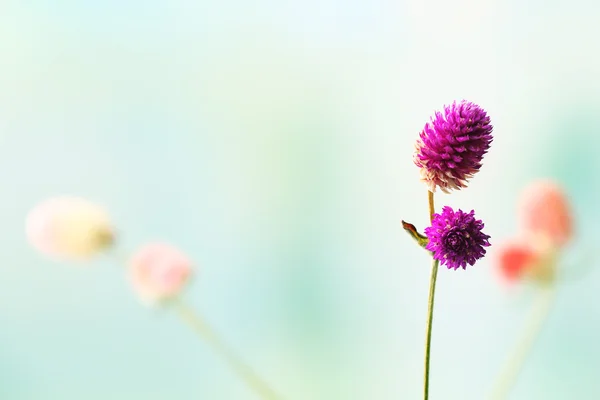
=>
[128,243,193,304]
[26,196,114,261]
[414,100,493,193]
[518,180,573,248]
[425,206,491,270]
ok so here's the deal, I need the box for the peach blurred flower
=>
[518,180,574,247]
[128,243,193,303]
[496,180,573,284]
[26,196,114,261]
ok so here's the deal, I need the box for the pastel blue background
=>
[0,1,599,399]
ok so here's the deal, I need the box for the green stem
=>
[488,285,556,400]
[423,190,438,400]
[173,299,282,400]
[424,258,440,400]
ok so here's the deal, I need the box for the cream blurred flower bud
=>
[128,243,192,304]
[26,196,114,261]
[518,180,574,248]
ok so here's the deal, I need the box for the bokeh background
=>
[1,1,599,399]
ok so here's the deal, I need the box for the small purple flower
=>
[414,100,493,193]
[425,206,491,270]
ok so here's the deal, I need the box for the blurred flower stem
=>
[173,299,283,400]
[488,285,556,400]
[423,190,439,400]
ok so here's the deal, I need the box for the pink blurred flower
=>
[26,196,114,261]
[496,180,573,285]
[497,240,538,282]
[518,180,574,248]
[128,243,193,303]
[496,234,557,285]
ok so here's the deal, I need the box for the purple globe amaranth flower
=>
[414,100,493,193]
[425,206,491,270]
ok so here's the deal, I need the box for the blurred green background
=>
[1,1,599,399]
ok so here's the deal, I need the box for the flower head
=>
[414,100,493,193]
[128,243,193,304]
[494,179,572,285]
[26,196,114,261]
[496,236,556,285]
[496,240,538,282]
[518,180,573,248]
[425,206,491,270]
